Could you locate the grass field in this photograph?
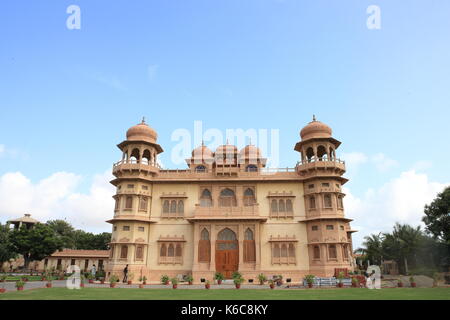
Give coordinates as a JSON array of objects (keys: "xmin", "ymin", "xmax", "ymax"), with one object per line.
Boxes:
[{"xmin": 0, "ymin": 287, "xmax": 449, "ymax": 300}]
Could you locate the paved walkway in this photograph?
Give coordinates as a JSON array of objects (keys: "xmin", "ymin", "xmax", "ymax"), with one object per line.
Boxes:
[{"xmin": 1, "ymin": 281, "xmax": 293, "ymax": 292}]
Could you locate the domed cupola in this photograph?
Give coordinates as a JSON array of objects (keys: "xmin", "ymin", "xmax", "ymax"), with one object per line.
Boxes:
[
  {"xmin": 126, "ymin": 118, "xmax": 158, "ymax": 144},
  {"xmin": 215, "ymin": 142, "xmax": 238, "ymax": 165},
  {"xmin": 300, "ymin": 115, "xmax": 332, "ymax": 140}
]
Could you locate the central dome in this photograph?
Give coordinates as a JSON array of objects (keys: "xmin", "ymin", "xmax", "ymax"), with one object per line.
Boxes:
[
  {"xmin": 191, "ymin": 144, "xmax": 214, "ymax": 159},
  {"xmin": 300, "ymin": 116, "xmax": 332, "ymax": 140},
  {"xmin": 215, "ymin": 144, "xmax": 238, "ymax": 156},
  {"xmin": 126, "ymin": 118, "xmax": 158, "ymax": 143},
  {"xmin": 239, "ymin": 145, "xmax": 261, "ymax": 159}
]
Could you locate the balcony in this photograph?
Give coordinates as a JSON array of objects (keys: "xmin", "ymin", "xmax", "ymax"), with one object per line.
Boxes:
[
  {"xmin": 187, "ymin": 204, "xmax": 266, "ymax": 221},
  {"xmin": 296, "ymin": 158, "xmax": 346, "ymax": 174},
  {"xmin": 112, "ymin": 159, "xmax": 160, "ymax": 175}
]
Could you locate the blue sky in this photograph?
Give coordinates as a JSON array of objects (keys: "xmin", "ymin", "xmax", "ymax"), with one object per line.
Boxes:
[{"xmin": 0, "ymin": 0, "xmax": 449, "ymax": 247}]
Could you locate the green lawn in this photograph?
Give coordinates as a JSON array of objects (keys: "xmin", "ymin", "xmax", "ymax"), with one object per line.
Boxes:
[{"xmin": 0, "ymin": 287, "xmax": 449, "ymax": 300}]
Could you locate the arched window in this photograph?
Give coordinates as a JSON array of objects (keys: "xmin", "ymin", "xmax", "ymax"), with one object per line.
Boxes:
[
  {"xmin": 286, "ymin": 199, "xmax": 293, "ymax": 212},
  {"xmin": 160, "ymin": 244, "xmax": 167, "ymax": 257},
  {"xmin": 170, "ymin": 200, "xmax": 177, "ymax": 213},
  {"xmin": 198, "ymin": 228, "xmax": 210, "ymax": 262},
  {"xmin": 244, "ymin": 228, "xmax": 255, "ymax": 262},
  {"xmin": 309, "ymin": 196, "xmax": 316, "ymax": 209},
  {"xmin": 328, "ymin": 245, "xmax": 337, "ymax": 259},
  {"xmin": 288, "ymin": 243, "xmax": 295, "ymax": 258},
  {"xmin": 337, "ymin": 196, "xmax": 344, "ymax": 209},
  {"xmin": 278, "ymin": 199, "xmax": 286, "ymax": 212},
  {"xmin": 219, "ymin": 188, "xmax": 236, "ymax": 207},
  {"xmin": 175, "ymin": 244, "xmax": 182, "ymax": 257},
  {"xmin": 130, "ymin": 148, "xmax": 140, "ymax": 163},
  {"xmin": 281, "ymin": 244, "xmax": 288, "ymax": 257},
  {"xmin": 306, "ymin": 147, "xmax": 314, "ymax": 162},
  {"xmin": 120, "ymin": 245, "xmax": 128, "ymax": 259},
  {"xmin": 324, "ymin": 194, "xmax": 332, "ymax": 208},
  {"xmin": 243, "ymin": 188, "xmax": 256, "ymax": 206},
  {"xmin": 271, "ymin": 199, "xmax": 278, "ymax": 212},
  {"xmin": 200, "ymin": 189, "xmax": 212, "ymax": 207},
  {"xmin": 195, "ymin": 165, "xmax": 206, "ymax": 172},
  {"xmin": 136, "ymin": 245, "xmax": 144, "ymax": 260},
  {"xmin": 142, "ymin": 149, "xmax": 151, "ymax": 165},
  {"xmin": 342, "ymin": 244, "xmax": 349, "ymax": 259},
  {"xmin": 125, "ymin": 196, "xmax": 133, "ymax": 209},
  {"xmin": 163, "ymin": 200, "xmax": 169, "ymax": 213},
  {"xmin": 168, "ymin": 244, "xmax": 175, "ymax": 257},
  {"xmin": 273, "ymin": 244, "xmax": 280, "ymax": 257},
  {"xmin": 244, "ymin": 228, "xmax": 254, "ymax": 240},
  {"xmin": 218, "ymin": 228, "xmax": 237, "ymax": 241},
  {"xmin": 245, "ymin": 165, "xmax": 258, "ymax": 172},
  {"xmin": 317, "ymin": 145, "xmax": 327, "ymax": 161},
  {"xmin": 139, "ymin": 197, "xmax": 148, "ymax": 211},
  {"xmin": 177, "ymin": 200, "xmax": 184, "ymax": 214},
  {"xmin": 313, "ymin": 245, "xmax": 320, "ymax": 259}
]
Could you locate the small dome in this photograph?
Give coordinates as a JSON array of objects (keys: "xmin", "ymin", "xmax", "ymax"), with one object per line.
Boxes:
[
  {"xmin": 239, "ymin": 145, "xmax": 261, "ymax": 159},
  {"xmin": 215, "ymin": 144, "xmax": 238, "ymax": 156},
  {"xmin": 300, "ymin": 115, "xmax": 332, "ymax": 140},
  {"xmin": 191, "ymin": 144, "xmax": 214, "ymax": 159},
  {"xmin": 126, "ymin": 118, "xmax": 157, "ymax": 143}
]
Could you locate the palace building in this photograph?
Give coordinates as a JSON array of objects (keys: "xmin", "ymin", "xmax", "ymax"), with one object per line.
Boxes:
[{"xmin": 106, "ymin": 117, "xmax": 356, "ymax": 283}]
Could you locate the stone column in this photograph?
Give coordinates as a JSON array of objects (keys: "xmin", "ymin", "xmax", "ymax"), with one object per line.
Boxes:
[
  {"xmin": 238, "ymin": 223, "xmax": 244, "ymax": 269},
  {"xmin": 255, "ymin": 223, "xmax": 261, "ymax": 270},
  {"xmin": 192, "ymin": 223, "xmax": 200, "ymax": 271},
  {"xmin": 210, "ymin": 224, "xmax": 216, "ymax": 271}
]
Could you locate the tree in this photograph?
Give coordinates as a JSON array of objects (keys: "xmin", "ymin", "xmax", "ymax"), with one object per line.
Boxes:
[
  {"xmin": 46, "ymin": 219, "xmax": 76, "ymax": 249},
  {"xmin": 0, "ymin": 223, "xmax": 17, "ymax": 268},
  {"xmin": 360, "ymin": 233, "xmax": 384, "ymax": 265},
  {"xmin": 9, "ymin": 223, "xmax": 63, "ymax": 269},
  {"xmin": 423, "ymin": 186, "xmax": 450, "ymax": 244}
]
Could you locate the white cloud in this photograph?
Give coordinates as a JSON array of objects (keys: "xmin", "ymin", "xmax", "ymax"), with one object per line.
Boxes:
[
  {"xmin": 371, "ymin": 153, "xmax": 398, "ymax": 172},
  {"xmin": 0, "ymin": 170, "xmax": 114, "ymax": 233},
  {"xmin": 344, "ymin": 170, "xmax": 449, "ymax": 249}
]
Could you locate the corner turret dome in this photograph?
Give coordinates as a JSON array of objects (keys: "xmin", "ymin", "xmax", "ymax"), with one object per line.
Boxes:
[
  {"xmin": 126, "ymin": 118, "xmax": 158, "ymax": 143},
  {"xmin": 300, "ymin": 115, "xmax": 332, "ymax": 140}
]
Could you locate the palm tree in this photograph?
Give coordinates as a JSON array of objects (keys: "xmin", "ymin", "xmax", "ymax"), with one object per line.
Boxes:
[
  {"xmin": 361, "ymin": 233, "xmax": 384, "ymax": 265},
  {"xmin": 391, "ymin": 223, "xmax": 423, "ymax": 273}
]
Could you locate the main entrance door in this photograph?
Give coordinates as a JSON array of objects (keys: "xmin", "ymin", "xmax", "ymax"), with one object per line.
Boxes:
[{"xmin": 215, "ymin": 228, "xmax": 239, "ymax": 279}]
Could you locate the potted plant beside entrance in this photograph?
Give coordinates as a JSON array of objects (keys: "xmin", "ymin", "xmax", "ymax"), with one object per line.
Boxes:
[
  {"xmin": 186, "ymin": 275, "xmax": 193, "ymax": 285},
  {"xmin": 214, "ymin": 272, "xmax": 224, "ymax": 285},
  {"xmin": 161, "ymin": 275, "xmax": 169, "ymax": 285},
  {"xmin": 205, "ymin": 280, "xmax": 210, "ymax": 289},
  {"xmin": 80, "ymin": 274, "xmax": 85, "ymax": 288},
  {"xmin": 16, "ymin": 280, "xmax": 25, "ymax": 291},
  {"xmin": 87, "ymin": 273, "xmax": 94, "ymax": 284},
  {"xmin": 397, "ymin": 279, "xmax": 403, "ymax": 287},
  {"xmin": 234, "ymin": 276, "xmax": 245, "ymax": 289},
  {"xmin": 409, "ymin": 276, "xmax": 416, "ymax": 288},
  {"xmin": 127, "ymin": 273, "xmax": 134, "ymax": 285},
  {"xmin": 171, "ymin": 278, "xmax": 178, "ymax": 289},
  {"xmin": 0, "ymin": 274, "xmax": 7, "ymax": 283},
  {"xmin": 305, "ymin": 275, "xmax": 315, "ymax": 288},
  {"xmin": 138, "ymin": 276, "xmax": 147, "ymax": 288},
  {"xmin": 336, "ymin": 272, "xmax": 344, "ymax": 288},
  {"xmin": 258, "ymin": 273, "xmax": 267, "ymax": 285},
  {"xmin": 109, "ymin": 274, "xmax": 119, "ymax": 288},
  {"xmin": 268, "ymin": 280, "xmax": 275, "ymax": 289},
  {"xmin": 275, "ymin": 275, "xmax": 283, "ymax": 286}
]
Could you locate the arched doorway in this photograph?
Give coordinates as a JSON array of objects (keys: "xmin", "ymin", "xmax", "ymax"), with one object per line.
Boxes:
[{"xmin": 216, "ymin": 228, "xmax": 239, "ymax": 278}]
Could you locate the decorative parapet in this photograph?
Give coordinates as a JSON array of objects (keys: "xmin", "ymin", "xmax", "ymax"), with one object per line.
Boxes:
[
  {"xmin": 160, "ymin": 192, "xmax": 188, "ymax": 198},
  {"xmin": 157, "ymin": 235, "xmax": 186, "ymax": 242},
  {"xmin": 268, "ymin": 235, "xmax": 298, "ymax": 242},
  {"xmin": 266, "ymin": 191, "xmax": 296, "ymax": 198}
]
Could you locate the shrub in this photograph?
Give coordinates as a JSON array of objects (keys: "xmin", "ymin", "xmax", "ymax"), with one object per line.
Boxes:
[
  {"xmin": 257, "ymin": 273, "xmax": 267, "ymax": 284},
  {"xmin": 186, "ymin": 275, "xmax": 193, "ymax": 283},
  {"xmin": 171, "ymin": 278, "xmax": 178, "ymax": 285},
  {"xmin": 304, "ymin": 274, "xmax": 315, "ymax": 284},
  {"xmin": 233, "ymin": 277, "xmax": 245, "ymax": 285},
  {"xmin": 109, "ymin": 274, "xmax": 119, "ymax": 284},
  {"xmin": 232, "ymin": 271, "xmax": 242, "ymax": 280},
  {"xmin": 214, "ymin": 272, "xmax": 224, "ymax": 281},
  {"xmin": 160, "ymin": 275, "xmax": 169, "ymax": 284},
  {"xmin": 15, "ymin": 280, "xmax": 25, "ymax": 288}
]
